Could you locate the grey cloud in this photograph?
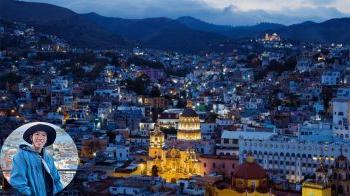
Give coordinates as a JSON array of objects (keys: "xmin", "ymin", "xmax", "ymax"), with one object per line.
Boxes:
[
  {"xmin": 301, "ymin": 0, "xmax": 339, "ymax": 5},
  {"xmin": 23, "ymin": 0, "xmax": 350, "ymax": 25}
]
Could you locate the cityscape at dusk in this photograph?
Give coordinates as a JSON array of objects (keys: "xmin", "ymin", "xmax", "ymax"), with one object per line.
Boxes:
[{"xmin": 1, "ymin": 0, "xmax": 350, "ymax": 195}]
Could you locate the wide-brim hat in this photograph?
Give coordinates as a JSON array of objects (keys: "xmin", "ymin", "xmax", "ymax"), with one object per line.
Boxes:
[{"xmin": 23, "ymin": 124, "xmax": 57, "ymax": 147}]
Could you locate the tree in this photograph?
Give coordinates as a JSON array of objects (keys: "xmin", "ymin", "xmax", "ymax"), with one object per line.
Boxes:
[
  {"xmin": 205, "ymin": 112, "xmax": 218, "ymax": 123},
  {"xmin": 86, "ymin": 63, "xmax": 106, "ymax": 80},
  {"xmin": 124, "ymin": 74, "xmax": 150, "ymax": 95},
  {"xmin": 127, "ymin": 56, "xmax": 164, "ymax": 69},
  {"xmin": 150, "ymin": 86, "xmax": 161, "ymax": 97},
  {"xmin": 284, "ymin": 56, "xmax": 297, "ymax": 70},
  {"xmin": 0, "ymin": 72, "xmax": 22, "ymax": 90},
  {"xmin": 106, "ymin": 131, "xmax": 116, "ymax": 144},
  {"xmin": 321, "ymin": 86, "xmax": 334, "ymax": 115}
]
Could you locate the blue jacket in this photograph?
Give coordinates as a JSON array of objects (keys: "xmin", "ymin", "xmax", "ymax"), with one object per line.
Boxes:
[{"xmin": 10, "ymin": 144, "xmax": 64, "ymax": 195}]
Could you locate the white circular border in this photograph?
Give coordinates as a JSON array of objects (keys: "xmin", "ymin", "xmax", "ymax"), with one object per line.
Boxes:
[{"xmin": 0, "ymin": 122, "xmax": 80, "ymax": 188}]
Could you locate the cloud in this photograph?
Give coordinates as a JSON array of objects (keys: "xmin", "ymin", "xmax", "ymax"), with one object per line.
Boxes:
[
  {"xmin": 301, "ymin": 0, "xmax": 339, "ymax": 5},
  {"xmin": 22, "ymin": 0, "xmax": 350, "ymax": 25}
]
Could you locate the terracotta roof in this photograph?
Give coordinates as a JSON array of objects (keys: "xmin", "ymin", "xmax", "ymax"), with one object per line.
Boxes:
[{"xmin": 234, "ymin": 162, "xmax": 267, "ymax": 180}]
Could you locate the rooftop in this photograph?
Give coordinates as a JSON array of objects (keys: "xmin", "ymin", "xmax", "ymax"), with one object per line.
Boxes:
[{"xmin": 221, "ymin": 130, "xmax": 276, "ymax": 140}]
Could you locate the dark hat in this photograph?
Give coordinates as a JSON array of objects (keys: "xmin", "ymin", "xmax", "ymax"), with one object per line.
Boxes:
[{"xmin": 23, "ymin": 124, "xmax": 57, "ymax": 147}]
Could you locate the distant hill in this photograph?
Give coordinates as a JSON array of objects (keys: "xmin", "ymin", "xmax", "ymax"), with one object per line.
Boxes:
[
  {"xmin": 0, "ymin": 0, "xmax": 128, "ymax": 49},
  {"xmin": 1, "ymin": 0, "xmax": 350, "ymax": 52},
  {"xmin": 176, "ymin": 16, "xmax": 235, "ymax": 36},
  {"xmin": 0, "ymin": 0, "xmax": 75, "ymax": 22},
  {"xmin": 81, "ymin": 13, "xmax": 229, "ymax": 52},
  {"xmin": 176, "ymin": 16, "xmax": 285, "ymax": 39},
  {"xmin": 276, "ymin": 18, "xmax": 350, "ymax": 43}
]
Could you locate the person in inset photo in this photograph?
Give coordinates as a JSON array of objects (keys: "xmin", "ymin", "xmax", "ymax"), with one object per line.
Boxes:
[{"xmin": 10, "ymin": 123, "xmax": 64, "ymax": 196}]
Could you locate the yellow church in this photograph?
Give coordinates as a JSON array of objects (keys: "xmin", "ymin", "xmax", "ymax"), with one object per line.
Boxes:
[
  {"xmin": 302, "ymin": 153, "xmax": 350, "ymax": 196},
  {"xmin": 146, "ymin": 101, "xmax": 204, "ymax": 182},
  {"xmin": 207, "ymin": 152, "xmax": 273, "ymax": 196},
  {"xmin": 302, "ymin": 162, "xmax": 331, "ymax": 196},
  {"xmin": 177, "ymin": 100, "xmax": 201, "ymax": 140}
]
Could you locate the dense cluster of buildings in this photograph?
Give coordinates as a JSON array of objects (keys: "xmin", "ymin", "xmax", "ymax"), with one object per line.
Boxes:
[{"xmin": 1, "ymin": 19, "xmax": 350, "ymax": 195}]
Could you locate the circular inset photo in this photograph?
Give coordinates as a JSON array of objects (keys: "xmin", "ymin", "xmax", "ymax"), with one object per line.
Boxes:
[{"xmin": 0, "ymin": 122, "xmax": 79, "ymax": 195}]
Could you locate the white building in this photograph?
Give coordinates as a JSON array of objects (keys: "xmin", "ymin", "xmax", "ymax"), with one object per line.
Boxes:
[
  {"xmin": 138, "ymin": 121, "xmax": 155, "ymax": 137},
  {"xmin": 200, "ymin": 122, "xmax": 217, "ymax": 138},
  {"xmin": 94, "ymin": 88, "xmax": 119, "ymax": 98},
  {"xmin": 298, "ymin": 121, "xmax": 332, "ymax": 139},
  {"xmin": 216, "ymin": 118, "xmax": 235, "ymax": 127},
  {"xmin": 109, "ymin": 185, "xmax": 145, "ymax": 195},
  {"xmin": 245, "ymin": 98, "xmax": 264, "ymax": 110},
  {"xmin": 177, "ymin": 179, "xmax": 205, "ymax": 195},
  {"xmin": 239, "ymin": 135, "xmax": 350, "ymax": 183},
  {"xmin": 216, "ymin": 130, "xmax": 276, "ymax": 156},
  {"xmin": 116, "ymin": 144, "xmax": 130, "ymax": 161},
  {"xmin": 158, "ymin": 108, "xmax": 182, "ymax": 129},
  {"xmin": 98, "ymin": 102, "xmax": 112, "ymax": 120},
  {"xmin": 321, "ymin": 71, "xmax": 341, "ymax": 85},
  {"xmin": 63, "ymin": 95, "xmax": 73, "ymax": 106},
  {"xmin": 332, "ymin": 98, "xmax": 350, "ymax": 139},
  {"xmin": 296, "ymin": 59, "xmax": 313, "ymax": 73},
  {"xmin": 212, "ymin": 102, "xmax": 228, "ymax": 115},
  {"xmin": 336, "ymin": 87, "xmax": 350, "ymax": 98},
  {"xmin": 51, "ymin": 78, "xmax": 69, "ymax": 90}
]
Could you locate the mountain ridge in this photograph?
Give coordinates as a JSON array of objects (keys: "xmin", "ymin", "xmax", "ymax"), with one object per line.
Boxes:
[{"xmin": 1, "ymin": 0, "xmax": 350, "ymax": 52}]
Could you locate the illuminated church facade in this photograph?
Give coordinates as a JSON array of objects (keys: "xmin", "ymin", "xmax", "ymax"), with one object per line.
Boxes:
[
  {"xmin": 146, "ymin": 101, "xmax": 204, "ymax": 182},
  {"xmin": 177, "ymin": 101, "xmax": 201, "ymax": 141}
]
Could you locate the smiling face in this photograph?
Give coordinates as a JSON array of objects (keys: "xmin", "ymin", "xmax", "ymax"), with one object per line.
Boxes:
[{"xmin": 30, "ymin": 131, "xmax": 47, "ymax": 152}]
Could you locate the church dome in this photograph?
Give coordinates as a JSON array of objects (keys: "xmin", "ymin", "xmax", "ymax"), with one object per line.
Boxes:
[
  {"xmin": 181, "ymin": 100, "xmax": 198, "ymax": 117},
  {"xmin": 234, "ymin": 153, "xmax": 267, "ymax": 180}
]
